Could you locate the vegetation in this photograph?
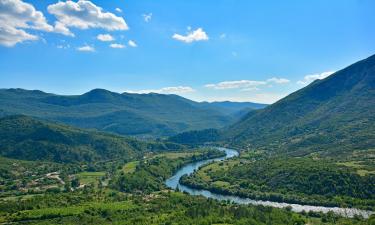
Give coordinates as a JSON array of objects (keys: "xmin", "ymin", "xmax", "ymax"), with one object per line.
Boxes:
[
  {"xmin": 0, "ymin": 54, "xmax": 374, "ymax": 224},
  {"xmin": 111, "ymin": 149, "xmax": 226, "ymax": 193},
  {"xmin": 0, "ymin": 88, "xmax": 258, "ymax": 137},
  {"xmin": 168, "ymin": 128, "xmax": 222, "ymax": 146},
  {"xmin": 3, "ymin": 188, "xmax": 371, "ymax": 225},
  {"xmin": 0, "ymin": 156, "xmax": 77, "ymax": 198},
  {"xmin": 0, "ymin": 115, "xmax": 183, "ymax": 163},
  {"xmin": 181, "ymin": 156, "xmax": 375, "ymax": 210},
  {"xmin": 222, "ymin": 54, "xmax": 375, "ymax": 157},
  {"xmin": 0, "ymin": 154, "xmax": 375, "ymax": 225}
]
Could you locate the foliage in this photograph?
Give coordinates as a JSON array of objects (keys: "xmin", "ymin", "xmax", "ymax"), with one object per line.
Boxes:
[
  {"xmin": 181, "ymin": 157, "xmax": 375, "ymax": 210},
  {"xmin": 111, "ymin": 149, "xmax": 225, "ymax": 193},
  {"xmin": 1, "ymin": 188, "xmax": 371, "ymax": 225},
  {"xmin": 223, "ymin": 54, "xmax": 375, "ymax": 157},
  {"xmin": 168, "ymin": 128, "xmax": 222, "ymax": 145},
  {"xmin": 0, "ymin": 115, "xmax": 183, "ymax": 163},
  {"xmin": 0, "ymin": 88, "xmax": 242, "ymax": 137}
]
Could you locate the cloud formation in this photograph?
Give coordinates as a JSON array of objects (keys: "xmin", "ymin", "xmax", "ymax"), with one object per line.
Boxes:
[
  {"xmin": 48, "ymin": 0, "xmax": 128, "ymax": 37},
  {"xmin": 142, "ymin": 13, "xmax": 152, "ymax": 22},
  {"xmin": 97, "ymin": 34, "xmax": 114, "ymax": 42},
  {"xmin": 267, "ymin": 77, "xmax": 290, "ymax": 84},
  {"xmin": 297, "ymin": 71, "xmax": 335, "ymax": 85},
  {"xmin": 0, "ymin": 0, "xmax": 54, "ymax": 46},
  {"xmin": 205, "ymin": 80, "xmax": 266, "ymax": 90},
  {"xmin": 110, "ymin": 43, "xmax": 125, "ymax": 49},
  {"xmin": 172, "ymin": 28, "xmax": 209, "ymax": 43},
  {"xmin": 128, "ymin": 40, "xmax": 137, "ymax": 47},
  {"xmin": 126, "ymin": 86, "xmax": 195, "ymax": 94},
  {"xmin": 77, "ymin": 45, "xmax": 95, "ymax": 52},
  {"xmin": 205, "ymin": 77, "xmax": 289, "ymax": 91}
]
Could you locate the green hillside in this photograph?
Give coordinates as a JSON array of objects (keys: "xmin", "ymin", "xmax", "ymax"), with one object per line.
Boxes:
[
  {"xmin": 224, "ymin": 54, "xmax": 375, "ymax": 157},
  {"xmin": 0, "ymin": 115, "xmax": 181, "ymax": 163},
  {"xmin": 0, "ymin": 89, "xmax": 238, "ymax": 137}
]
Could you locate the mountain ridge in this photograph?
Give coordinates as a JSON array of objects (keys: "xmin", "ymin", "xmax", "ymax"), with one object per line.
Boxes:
[
  {"xmin": 0, "ymin": 88, "xmax": 264, "ymax": 137},
  {"xmin": 223, "ymin": 54, "xmax": 375, "ymax": 156},
  {"xmin": 0, "ymin": 115, "xmax": 182, "ymax": 163}
]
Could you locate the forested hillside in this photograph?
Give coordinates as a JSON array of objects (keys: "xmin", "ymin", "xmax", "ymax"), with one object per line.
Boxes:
[
  {"xmin": 0, "ymin": 115, "xmax": 181, "ymax": 163},
  {"xmin": 224, "ymin": 54, "xmax": 375, "ymax": 157},
  {"xmin": 0, "ymin": 89, "xmax": 261, "ymax": 137}
]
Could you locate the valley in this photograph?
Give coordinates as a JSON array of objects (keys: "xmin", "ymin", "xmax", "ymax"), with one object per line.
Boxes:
[{"xmin": 1, "ymin": 0, "xmax": 374, "ymax": 223}]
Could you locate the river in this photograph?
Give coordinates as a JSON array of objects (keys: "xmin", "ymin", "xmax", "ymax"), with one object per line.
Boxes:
[{"xmin": 165, "ymin": 147, "xmax": 373, "ymax": 218}]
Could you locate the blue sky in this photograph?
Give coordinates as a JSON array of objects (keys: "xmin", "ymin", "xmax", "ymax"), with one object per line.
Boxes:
[{"xmin": 1, "ymin": 0, "xmax": 375, "ymax": 103}]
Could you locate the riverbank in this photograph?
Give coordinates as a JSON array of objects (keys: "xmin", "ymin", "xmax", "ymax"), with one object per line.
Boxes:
[{"xmin": 166, "ymin": 147, "xmax": 374, "ymax": 218}]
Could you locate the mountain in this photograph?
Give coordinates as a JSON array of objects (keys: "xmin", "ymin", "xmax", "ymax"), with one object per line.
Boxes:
[
  {"xmin": 224, "ymin": 54, "xmax": 375, "ymax": 156},
  {"xmin": 0, "ymin": 115, "xmax": 182, "ymax": 163},
  {"xmin": 0, "ymin": 88, "xmax": 240, "ymax": 137},
  {"xmin": 199, "ymin": 101, "xmax": 267, "ymax": 115}
]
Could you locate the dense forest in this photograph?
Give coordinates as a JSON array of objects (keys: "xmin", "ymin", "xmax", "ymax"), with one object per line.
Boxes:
[
  {"xmin": 0, "ymin": 115, "xmax": 182, "ymax": 163},
  {"xmin": 181, "ymin": 156, "xmax": 375, "ymax": 210},
  {"xmin": 0, "ymin": 88, "xmax": 265, "ymax": 137},
  {"xmin": 222, "ymin": 54, "xmax": 375, "ymax": 157}
]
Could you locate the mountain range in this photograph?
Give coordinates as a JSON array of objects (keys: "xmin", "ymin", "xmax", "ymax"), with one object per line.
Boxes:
[{"xmin": 0, "ymin": 88, "xmax": 266, "ymax": 138}]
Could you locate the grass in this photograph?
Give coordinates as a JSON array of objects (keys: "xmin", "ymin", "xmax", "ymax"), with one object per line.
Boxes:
[
  {"xmin": 154, "ymin": 152, "xmax": 195, "ymax": 159},
  {"xmin": 122, "ymin": 161, "xmax": 139, "ymax": 174},
  {"xmin": 76, "ymin": 172, "xmax": 106, "ymax": 185},
  {"xmin": 193, "ymin": 160, "xmax": 241, "ymax": 182},
  {"xmin": 8, "ymin": 201, "xmax": 136, "ymax": 222},
  {"xmin": 212, "ymin": 181, "xmax": 230, "ymax": 188},
  {"xmin": 0, "ymin": 193, "xmax": 43, "ymax": 201},
  {"xmin": 153, "ymin": 152, "xmax": 199, "ymax": 159},
  {"xmin": 357, "ymin": 169, "xmax": 375, "ymax": 176},
  {"xmin": 337, "ymin": 161, "xmax": 375, "ymax": 176}
]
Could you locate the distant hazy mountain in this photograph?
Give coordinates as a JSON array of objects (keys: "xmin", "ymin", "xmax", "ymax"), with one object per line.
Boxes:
[
  {"xmin": 199, "ymin": 101, "xmax": 267, "ymax": 115},
  {"xmin": 0, "ymin": 115, "xmax": 181, "ymax": 163},
  {"xmin": 224, "ymin": 54, "xmax": 375, "ymax": 156},
  {"xmin": 0, "ymin": 88, "xmax": 260, "ymax": 137}
]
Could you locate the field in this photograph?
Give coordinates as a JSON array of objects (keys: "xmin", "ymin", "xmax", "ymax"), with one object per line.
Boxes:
[
  {"xmin": 122, "ymin": 161, "xmax": 139, "ymax": 174},
  {"xmin": 75, "ymin": 172, "xmax": 106, "ymax": 186}
]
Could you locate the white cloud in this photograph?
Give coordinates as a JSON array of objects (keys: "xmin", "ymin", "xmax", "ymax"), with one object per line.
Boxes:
[
  {"xmin": 0, "ymin": 0, "xmax": 54, "ymax": 46},
  {"xmin": 267, "ymin": 77, "xmax": 290, "ymax": 84},
  {"xmin": 48, "ymin": 0, "xmax": 128, "ymax": 37},
  {"xmin": 142, "ymin": 13, "xmax": 152, "ymax": 22},
  {"xmin": 297, "ymin": 71, "xmax": 335, "ymax": 85},
  {"xmin": 240, "ymin": 87, "xmax": 260, "ymax": 92},
  {"xmin": 205, "ymin": 77, "xmax": 290, "ymax": 91},
  {"xmin": 0, "ymin": 26, "xmax": 38, "ymax": 47},
  {"xmin": 110, "ymin": 43, "xmax": 125, "ymax": 49},
  {"xmin": 115, "ymin": 7, "xmax": 122, "ymax": 13},
  {"xmin": 77, "ymin": 45, "xmax": 95, "ymax": 52},
  {"xmin": 172, "ymin": 28, "xmax": 209, "ymax": 43},
  {"xmin": 97, "ymin": 34, "xmax": 114, "ymax": 42},
  {"xmin": 195, "ymin": 92, "xmax": 289, "ymax": 104},
  {"xmin": 126, "ymin": 86, "xmax": 195, "ymax": 95},
  {"xmin": 205, "ymin": 80, "xmax": 266, "ymax": 90},
  {"xmin": 54, "ymin": 21, "xmax": 75, "ymax": 37},
  {"xmin": 128, "ymin": 40, "xmax": 137, "ymax": 47}
]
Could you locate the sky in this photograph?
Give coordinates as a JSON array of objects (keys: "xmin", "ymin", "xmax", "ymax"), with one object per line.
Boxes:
[{"xmin": 0, "ymin": 0, "xmax": 375, "ymax": 104}]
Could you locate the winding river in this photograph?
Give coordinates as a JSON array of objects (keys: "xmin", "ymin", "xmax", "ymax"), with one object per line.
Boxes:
[{"xmin": 165, "ymin": 147, "xmax": 373, "ymax": 218}]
